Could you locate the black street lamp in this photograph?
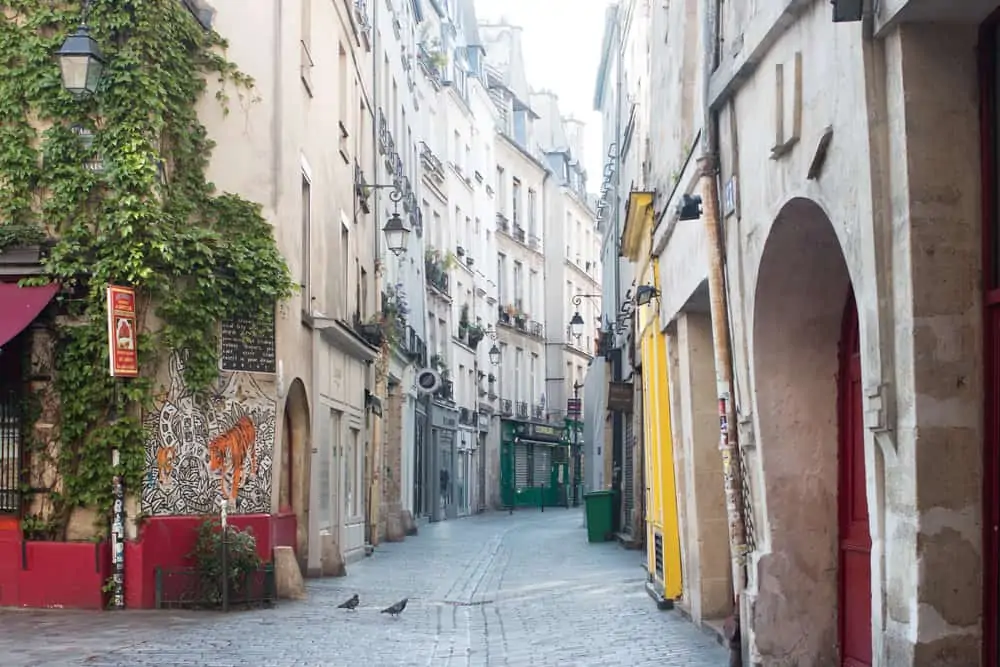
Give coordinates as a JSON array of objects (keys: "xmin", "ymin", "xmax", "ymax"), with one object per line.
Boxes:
[
  {"xmin": 485, "ymin": 325, "xmax": 501, "ymax": 366},
  {"xmin": 359, "ymin": 180, "xmax": 412, "ymax": 257},
  {"xmin": 382, "ymin": 210, "xmax": 410, "ymax": 257},
  {"xmin": 57, "ymin": 4, "xmax": 105, "ymax": 100},
  {"xmin": 569, "ymin": 294, "xmax": 601, "ymax": 342}
]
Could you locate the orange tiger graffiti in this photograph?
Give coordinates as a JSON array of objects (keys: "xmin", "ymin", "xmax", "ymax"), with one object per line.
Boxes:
[
  {"xmin": 156, "ymin": 445, "xmax": 176, "ymax": 487},
  {"xmin": 208, "ymin": 416, "xmax": 258, "ymax": 501}
]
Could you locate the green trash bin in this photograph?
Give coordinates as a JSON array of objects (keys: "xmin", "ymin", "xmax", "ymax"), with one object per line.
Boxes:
[{"xmin": 583, "ymin": 490, "xmax": 615, "ymax": 543}]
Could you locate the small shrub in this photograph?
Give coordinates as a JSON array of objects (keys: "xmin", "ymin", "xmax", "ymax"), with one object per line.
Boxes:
[{"xmin": 189, "ymin": 516, "xmax": 262, "ymax": 604}]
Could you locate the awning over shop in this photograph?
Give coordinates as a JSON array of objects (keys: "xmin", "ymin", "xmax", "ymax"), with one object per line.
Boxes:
[
  {"xmin": 0, "ymin": 282, "xmax": 58, "ymax": 348},
  {"xmin": 514, "ymin": 439, "xmax": 567, "ymax": 447}
]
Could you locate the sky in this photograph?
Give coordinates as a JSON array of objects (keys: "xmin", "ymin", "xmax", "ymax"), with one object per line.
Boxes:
[{"xmin": 474, "ymin": 0, "xmax": 608, "ymax": 193}]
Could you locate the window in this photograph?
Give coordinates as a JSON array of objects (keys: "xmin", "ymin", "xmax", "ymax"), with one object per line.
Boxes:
[
  {"xmin": 341, "ymin": 225, "xmax": 350, "ymax": 314},
  {"xmin": 360, "ymin": 267, "xmax": 368, "ymax": 320},
  {"xmin": 512, "ymin": 178, "xmax": 522, "ymax": 227},
  {"xmin": 530, "ymin": 354, "xmax": 537, "ymax": 405},
  {"xmin": 300, "ymin": 0, "xmax": 313, "ymax": 93},
  {"xmin": 338, "ymin": 45, "xmax": 348, "ymax": 145},
  {"xmin": 513, "ymin": 109, "xmax": 527, "ymax": 145},
  {"xmin": 515, "ymin": 348, "xmax": 524, "ymax": 403},
  {"xmin": 301, "ymin": 170, "xmax": 311, "ymax": 305},
  {"xmin": 527, "ymin": 188, "xmax": 537, "ymax": 239},
  {"xmin": 496, "ymin": 166, "xmax": 506, "ymax": 212},
  {"xmin": 529, "ymin": 270, "xmax": 538, "ymax": 319},
  {"xmin": 513, "ymin": 261, "xmax": 524, "ymax": 309},
  {"xmin": 498, "ymin": 253, "xmax": 507, "ymax": 303}
]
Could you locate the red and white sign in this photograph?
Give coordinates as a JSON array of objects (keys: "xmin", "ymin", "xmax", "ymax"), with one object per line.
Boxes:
[{"xmin": 106, "ymin": 285, "xmax": 139, "ymax": 378}]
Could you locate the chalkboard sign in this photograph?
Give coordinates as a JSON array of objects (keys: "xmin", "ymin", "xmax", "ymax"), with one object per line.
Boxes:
[{"xmin": 219, "ymin": 311, "xmax": 276, "ymax": 374}]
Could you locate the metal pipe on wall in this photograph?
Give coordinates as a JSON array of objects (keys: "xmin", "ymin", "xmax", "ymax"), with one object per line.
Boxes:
[{"xmin": 698, "ymin": 0, "xmax": 746, "ymax": 664}]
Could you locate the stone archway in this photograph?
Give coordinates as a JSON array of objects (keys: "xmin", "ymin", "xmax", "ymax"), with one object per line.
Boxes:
[
  {"xmin": 281, "ymin": 378, "xmax": 310, "ymax": 568},
  {"xmin": 750, "ymin": 197, "xmax": 859, "ymax": 664}
]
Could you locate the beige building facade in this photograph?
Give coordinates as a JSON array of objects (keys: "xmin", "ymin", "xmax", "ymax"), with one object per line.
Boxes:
[{"xmin": 204, "ymin": 0, "xmax": 381, "ymax": 575}]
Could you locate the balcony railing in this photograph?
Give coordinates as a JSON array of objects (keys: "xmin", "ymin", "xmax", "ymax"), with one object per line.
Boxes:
[
  {"xmin": 495, "ymin": 212, "xmax": 509, "ymax": 232},
  {"xmin": 533, "ymin": 404, "xmax": 544, "ymax": 419},
  {"xmin": 500, "ymin": 399, "xmax": 513, "ymax": 416},
  {"xmin": 513, "ymin": 226, "xmax": 526, "ymax": 243},
  {"xmin": 516, "ymin": 401, "xmax": 529, "ymax": 419},
  {"xmin": 528, "ymin": 321, "xmax": 544, "ymax": 339}
]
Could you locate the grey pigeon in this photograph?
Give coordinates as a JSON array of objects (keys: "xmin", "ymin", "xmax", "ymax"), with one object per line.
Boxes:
[
  {"xmin": 338, "ymin": 593, "xmax": 360, "ymax": 611},
  {"xmin": 381, "ymin": 597, "xmax": 408, "ymax": 618}
]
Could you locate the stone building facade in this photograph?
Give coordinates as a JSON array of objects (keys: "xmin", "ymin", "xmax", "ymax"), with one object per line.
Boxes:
[{"xmin": 600, "ymin": 0, "xmax": 1000, "ymax": 664}]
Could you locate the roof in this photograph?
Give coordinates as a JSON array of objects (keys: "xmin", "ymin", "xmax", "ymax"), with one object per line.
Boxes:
[{"xmin": 478, "ymin": 23, "xmax": 533, "ymax": 111}]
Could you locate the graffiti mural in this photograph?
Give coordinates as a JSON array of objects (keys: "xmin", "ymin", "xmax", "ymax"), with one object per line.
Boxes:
[{"xmin": 142, "ymin": 352, "xmax": 277, "ymax": 516}]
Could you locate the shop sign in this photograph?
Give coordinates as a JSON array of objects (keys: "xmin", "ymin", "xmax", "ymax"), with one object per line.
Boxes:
[
  {"xmin": 106, "ymin": 285, "xmax": 138, "ymax": 377},
  {"xmin": 608, "ymin": 381, "xmax": 634, "ymax": 413}
]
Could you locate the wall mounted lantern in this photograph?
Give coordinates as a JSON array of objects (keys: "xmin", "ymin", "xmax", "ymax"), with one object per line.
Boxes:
[
  {"xmin": 569, "ymin": 294, "xmax": 602, "ymax": 342},
  {"xmin": 359, "ymin": 180, "xmax": 412, "ymax": 256},
  {"xmin": 484, "ymin": 325, "xmax": 501, "ymax": 366},
  {"xmin": 634, "ymin": 284, "xmax": 660, "ymax": 307},
  {"xmin": 57, "ymin": 8, "xmax": 105, "ymax": 100}
]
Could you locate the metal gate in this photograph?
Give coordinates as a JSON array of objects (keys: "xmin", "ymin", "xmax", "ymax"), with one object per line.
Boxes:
[
  {"xmin": 0, "ymin": 389, "xmax": 23, "ymax": 514},
  {"xmin": 532, "ymin": 445, "xmax": 550, "ymax": 488},
  {"xmin": 514, "ymin": 442, "xmax": 529, "ymax": 488}
]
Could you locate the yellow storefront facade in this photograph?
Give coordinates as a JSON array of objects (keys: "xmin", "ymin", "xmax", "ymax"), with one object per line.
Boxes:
[{"xmin": 622, "ymin": 192, "xmax": 682, "ymax": 606}]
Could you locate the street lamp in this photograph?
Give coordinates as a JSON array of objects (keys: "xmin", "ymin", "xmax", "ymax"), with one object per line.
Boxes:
[
  {"xmin": 569, "ymin": 294, "xmax": 601, "ymax": 342},
  {"xmin": 358, "ymin": 178, "xmax": 412, "ymax": 257},
  {"xmin": 382, "ymin": 210, "xmax": 410, "ymax": 257},
  {"xmin": 57, "ymin": 5, "xmax": 105, "ymax": 100},
  {"xmin": 634, "ymin": 284, "xmax": 660, "ymax": 306},
  {"xmin": 485, "ymin": 325, "xmax": 501, "ymax": 366}
]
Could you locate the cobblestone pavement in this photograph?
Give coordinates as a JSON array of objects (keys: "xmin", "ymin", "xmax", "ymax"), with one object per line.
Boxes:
[{"xmin": 3, "ymin": 509, "xmax": 727, "ymax": 666}]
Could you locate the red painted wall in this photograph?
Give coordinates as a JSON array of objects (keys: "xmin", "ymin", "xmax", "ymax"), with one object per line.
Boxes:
[{"xmin": 0, "ymin": 512, "xmax": 296, "ymax": 610}]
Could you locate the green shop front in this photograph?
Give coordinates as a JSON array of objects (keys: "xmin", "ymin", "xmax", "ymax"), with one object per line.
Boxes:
[{"xmin": 500, "ymin": 420, "xmax": 570, "ymax": 509}]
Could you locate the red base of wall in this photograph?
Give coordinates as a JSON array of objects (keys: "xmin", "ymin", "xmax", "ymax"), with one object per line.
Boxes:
[{"xmin": 0, "ymin": 512, "xmax": 296, "ymax": 610}]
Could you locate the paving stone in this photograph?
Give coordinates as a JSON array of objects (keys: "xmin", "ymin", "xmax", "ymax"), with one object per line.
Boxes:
[{"xmin": 2, "ymin": 509, "xmax": 726, "ymax": 666}]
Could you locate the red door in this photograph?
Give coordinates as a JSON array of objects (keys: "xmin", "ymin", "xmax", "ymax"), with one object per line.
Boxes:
[{"xmin": 839, "ymin": 292, "xmax": 872, "ymax": 667}]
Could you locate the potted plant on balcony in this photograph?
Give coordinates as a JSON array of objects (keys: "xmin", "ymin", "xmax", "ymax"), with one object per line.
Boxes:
[
  {"xmin": 514, "ymin": 310, "xmax": 527, "ymax": 329},
  {"xmin": 467, "ymin": 323, "xmax": 484, "ymax": 349}
]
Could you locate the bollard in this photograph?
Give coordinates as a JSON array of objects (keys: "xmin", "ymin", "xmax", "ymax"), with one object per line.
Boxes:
[{"xmin": 220, "ymin": 498, "xmax": 229, "ymax": 612}]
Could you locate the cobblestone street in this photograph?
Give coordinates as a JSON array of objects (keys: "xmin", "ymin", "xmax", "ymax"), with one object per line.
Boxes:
[{"xmin": 3, "ymin": 510, "xmax": 726, "ymax": 666}]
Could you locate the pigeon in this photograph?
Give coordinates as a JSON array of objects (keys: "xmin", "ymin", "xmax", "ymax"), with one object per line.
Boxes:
[
  {"xmin": 337, "ymin": 594, "xmax": 360, "ymax": 611},
  {"xmin": 380, "ymin": 597, "xmax": 408, "ymax": 618}
]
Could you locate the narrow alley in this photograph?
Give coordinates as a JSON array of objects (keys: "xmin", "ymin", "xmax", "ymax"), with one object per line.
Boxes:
[{"xmin": 2, "ymin": 510, "xmax": 726, "ymax": 667}]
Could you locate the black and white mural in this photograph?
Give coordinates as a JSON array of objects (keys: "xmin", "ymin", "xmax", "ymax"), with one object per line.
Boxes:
[{"xmin": 142, "ymin": 352, "xmax": 277, "ymax": 516}]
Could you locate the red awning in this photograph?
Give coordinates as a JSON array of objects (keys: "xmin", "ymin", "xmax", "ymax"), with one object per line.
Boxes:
[{"xmin": 0, "ymin": 282, "xmax": 59, "ymax": 348}]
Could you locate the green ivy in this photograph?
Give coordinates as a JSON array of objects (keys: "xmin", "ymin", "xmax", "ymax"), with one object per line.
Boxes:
[{"xmin": 1, "ymin": 0, "xmax": 294, "ymax": 539}]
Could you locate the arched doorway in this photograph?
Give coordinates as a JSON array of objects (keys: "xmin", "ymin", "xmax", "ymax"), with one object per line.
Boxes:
[
  {"xmin": 281, "ymin": 378, "xmax": 310, "ymax": 569},
  {"xmin": 838, "ymin": 291, "xmax": 871, "ymax": 666},
  {"xmin": 751, "ymin": 197, "xmax": 870, "ymax": 664}
]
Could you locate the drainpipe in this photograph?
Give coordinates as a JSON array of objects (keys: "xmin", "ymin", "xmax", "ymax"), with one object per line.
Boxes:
[{"xmin": 697, "ymin": 0, "xmax": 746, "ymax": 664}]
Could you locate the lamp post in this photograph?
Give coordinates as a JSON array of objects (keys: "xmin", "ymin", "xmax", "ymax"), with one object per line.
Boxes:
[
  {"xmin": 57, "ymin": 2, "xmax": 105, "ymax": 99},
  {"xmin": 569, "ymin": 294, "xmax": 602, "ymax": 343},
  {"xmin": 360, "ymin": 181, "xmax": 412, "ymax": 256},
  {"xmin": 484, "ymin": 326, "xmax": 501, "ymax": 366}
]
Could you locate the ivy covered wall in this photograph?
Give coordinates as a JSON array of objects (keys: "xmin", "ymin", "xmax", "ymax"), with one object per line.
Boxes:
[{"xmin": 0, "ymin": 0, "xmax": 294, "ymax": 539}]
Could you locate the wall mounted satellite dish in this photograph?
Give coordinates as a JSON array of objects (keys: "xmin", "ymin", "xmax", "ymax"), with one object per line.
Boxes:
[{"xmin": 416, "ymin": 368, "xmax": 441, "ymax": 395}]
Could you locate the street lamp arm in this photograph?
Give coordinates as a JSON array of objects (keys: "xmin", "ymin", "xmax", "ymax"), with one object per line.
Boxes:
[{"xmin": 571, "ymin": 293, "xmax": 602, "ymax": 308}]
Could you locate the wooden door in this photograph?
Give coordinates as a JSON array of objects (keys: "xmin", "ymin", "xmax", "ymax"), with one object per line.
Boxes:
[{"xmin": 839, "ymin": 292, "xmax": 872, "ymax": 666}]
